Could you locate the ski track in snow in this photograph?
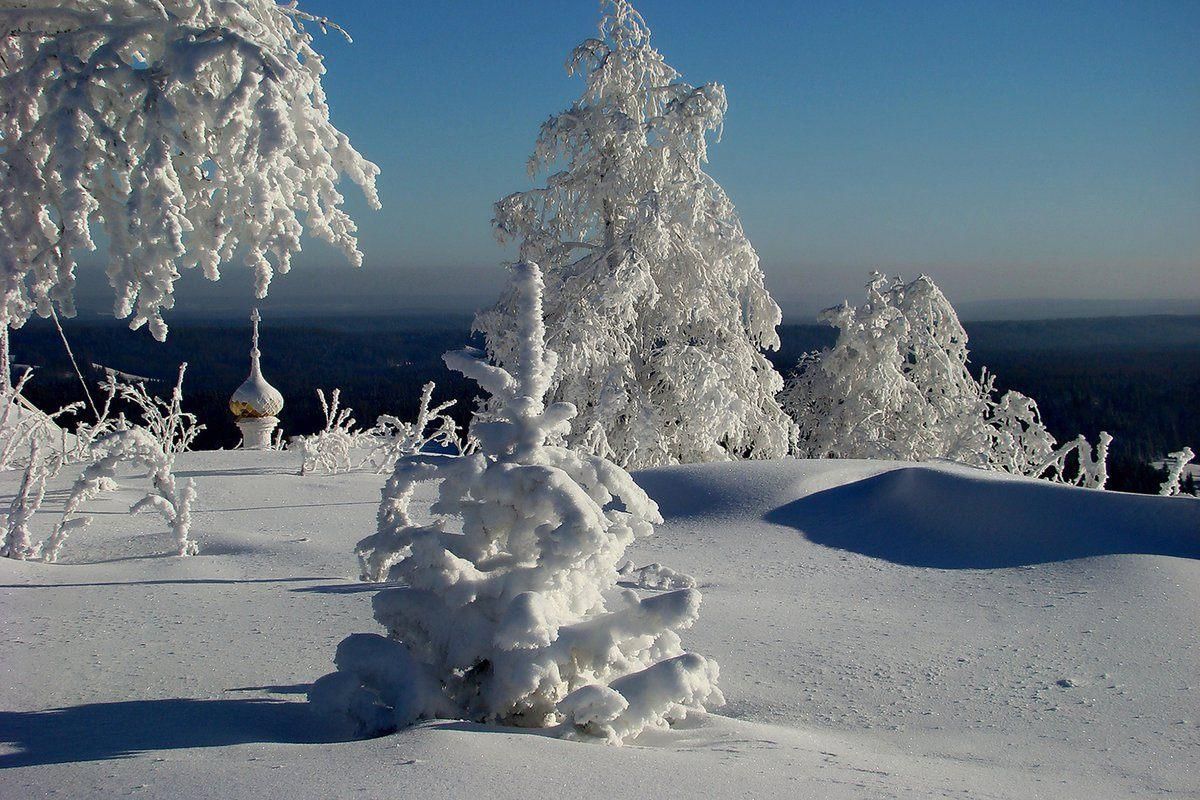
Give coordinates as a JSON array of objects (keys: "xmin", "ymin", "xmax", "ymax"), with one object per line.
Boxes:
[{"xmin": 1, "ymin": 451, "xmax": 1197, "ymax": 799}]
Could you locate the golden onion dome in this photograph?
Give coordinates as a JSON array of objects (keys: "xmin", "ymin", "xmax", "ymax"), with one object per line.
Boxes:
[{"xmin": 230, "ymin": 309, "xmax": 283, "ymax": 419}]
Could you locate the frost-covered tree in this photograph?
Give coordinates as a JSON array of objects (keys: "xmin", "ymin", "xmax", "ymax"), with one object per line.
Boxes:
[
  {"xmin": 314, "ymin": 262, "xmax": 722, "ymax": 743},
  {"xmin": 784, "ymin": 273, "xmax": 994, "ymax": 462},
  {"xmin": 476, "ymin": 0, "xmax": 791, "ymax": 469},
  {"xmin": 783, "ymin": 273, "xmax": 1110, "ymax": 486},
  {"xmin": 0, "ymin": 0, "xmax": 380, "ymax": 346}
]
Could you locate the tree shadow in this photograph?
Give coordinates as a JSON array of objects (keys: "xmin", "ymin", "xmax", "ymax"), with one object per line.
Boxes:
[
  {"xmin": 193, "ymin": 500, "xmax": 377, "ymax": 514},
  {"xmin": 291, "ymin": 582, "xmax": 386, "ymax": 594},
  {"xmin": 0, "ymin": 577, "xmax": 331, "ymax": 590},
  {"xmin": 172, "ymin": 466, "xmax": 298, "ymax": 479},
  {"xmin": 765, "ymin": 466, "xmax": 1200, "ymax": 569},
  {"xmin": 0, "ymin": 697, "xmax": 349, "ymax": 768}
]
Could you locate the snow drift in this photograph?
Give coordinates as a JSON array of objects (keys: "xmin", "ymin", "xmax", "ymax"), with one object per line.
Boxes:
[{"xmin": 767, "ymin": 464, "xmax": 1200, "ymax": 568}]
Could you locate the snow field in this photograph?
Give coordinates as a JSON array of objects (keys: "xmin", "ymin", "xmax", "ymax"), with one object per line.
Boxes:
[{"xmin": 1, "ymin": 450, "xmax": 1197, "ymax": 798}]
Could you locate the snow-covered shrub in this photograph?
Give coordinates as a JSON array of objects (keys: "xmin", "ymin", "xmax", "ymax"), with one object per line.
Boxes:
[
  {"xmin": 361, "ymin": 382, "xmax": 462, "ymax": 473},
  {"xmin": 1159, "ymin": 447, "xmax": 1196, "ymax": 497},
  {"xmin": 43, "ymin": 428, "xmax": 198, "ymax": 562},
  {"xmin": 295, "ymin": 384, "xmax": 464, "ymax": 475},
  {"xmin": 476, "ymin": 0, "xmax": 793, "ymax": 469},
  {"xmin": 294, "ymin": 389, "xmax": 360, "ymax": 475},
  {"xmin": 66, "ymin": 371, "xmax": 122, "ymax": 462},
  {"xmin": 0, "ymin": 0, "xmax": 379, "ymax": 341},
  {"xmin": 1, "ymin": 440, "xmax": 48, "ymax": 560},
  {"xmin": 1036, "ymin": 432, "xmax": 1112, "ymax": 490},
  {"xmin": 783, "ymin": 273, "xmax": 1111, "ymax": 485},
  {"xmin": 0, "ymin": 368, "xmax": 82, "ymax": 472},
  {"xmin": 314, "ymin": 261, "xmax": 723, "ymax": 743},
  {"xmin": 103, "ymin": 364, "xmax": 204, "ymax": 458}
]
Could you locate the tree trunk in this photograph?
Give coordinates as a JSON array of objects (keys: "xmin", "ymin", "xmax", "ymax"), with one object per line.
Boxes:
[{"xmin": 0, "ymin": 315, "xmax": 10, "ymax": 395}]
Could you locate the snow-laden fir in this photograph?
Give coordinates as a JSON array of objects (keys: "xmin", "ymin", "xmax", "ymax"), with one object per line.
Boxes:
[{"xmin": 319, "ymin": 262, "xmax": 722, "ymax": 742}]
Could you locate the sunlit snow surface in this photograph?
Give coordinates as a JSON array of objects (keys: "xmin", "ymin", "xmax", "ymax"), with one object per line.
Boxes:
[{"xmin": 1, "ymin": 450, "xmax": 1197, "ymax": 799}]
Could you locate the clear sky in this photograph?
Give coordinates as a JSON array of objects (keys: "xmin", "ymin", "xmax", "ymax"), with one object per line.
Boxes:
[{"xmin": 125, "ymin": 0, "xmax": 1200, "ymax": 321}]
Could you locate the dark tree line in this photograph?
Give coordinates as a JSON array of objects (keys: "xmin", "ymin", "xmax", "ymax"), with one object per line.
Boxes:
[{"xmin": 9, "ymin": 313, "xmax": 1198, "ymax": 495}]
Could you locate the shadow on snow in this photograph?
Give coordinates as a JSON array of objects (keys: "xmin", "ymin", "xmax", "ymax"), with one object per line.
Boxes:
[
  {"xmin": 765, "ymin": 466, "xmax": 1200, "ymax": 569},
  {"xmin": 0, "ymin": 697, "xmax": 349, "ymax": 768},
  {"xmin": 0, "ymin": 577, "xmax": 333, "ymax": 590}
]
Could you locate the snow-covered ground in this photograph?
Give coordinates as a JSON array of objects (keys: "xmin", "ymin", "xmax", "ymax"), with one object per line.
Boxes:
[{"xmin": 2, "ymin": 451, "xmax": 1197, "ymax": 799}]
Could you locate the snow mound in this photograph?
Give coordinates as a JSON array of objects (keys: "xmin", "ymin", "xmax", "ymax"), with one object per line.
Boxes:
[{"xmin": 767, "ymin": 465, "xmax": 1200, "ymax": 568}]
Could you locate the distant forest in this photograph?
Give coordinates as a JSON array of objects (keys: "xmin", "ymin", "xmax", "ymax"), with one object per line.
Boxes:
[{"xmin": 9, "ymin": 313, "xmax": 1199, "ymax": 495}]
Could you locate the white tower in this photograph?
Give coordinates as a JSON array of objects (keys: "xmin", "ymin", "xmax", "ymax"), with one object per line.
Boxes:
[{"xmin": 230, "ymin": 308, "xmax": 284, "ymax": 449}]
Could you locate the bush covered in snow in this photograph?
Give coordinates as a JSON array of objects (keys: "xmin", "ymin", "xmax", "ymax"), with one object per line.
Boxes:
[
  {"xmin": 1, "ymin": 440, "xmax": 49, "ymax": 560},
  {"xmin": 294, "ymin": 388, "xmax": 359, "ymax": 475},
  {"xmin": 293, "ymin": 383, "xmax": 462, "ymax": 476},
  {"xmin": 313, "ymin": 262, "xmax": 722, "ymax": 743},
  {"xmin": 1159, "ymin": 447, "xmax": 1196, "ymax": 497},
  {"xmin": 475, "ymin": 0, "xmax": 792, "ymax": 469},
  {"xmin": 0, "ymin": 0, "xmax": 379, "ymax": 342},
  {"xmin": 43, "ymin": 427, "xmax": 198, "ymax": 562},
  {"xmin": 783, "ymin": 273, "xmax": 1111, "ymax": 487},
  {"xmin": 0, "ymin": 369, "xmax": 81, "ymax": 473}
]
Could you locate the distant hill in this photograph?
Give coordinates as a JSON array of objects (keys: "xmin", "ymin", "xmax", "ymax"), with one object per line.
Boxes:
[{"xmin": 8, "ymin": 314, "xmax": 1198, "ymax": 495}]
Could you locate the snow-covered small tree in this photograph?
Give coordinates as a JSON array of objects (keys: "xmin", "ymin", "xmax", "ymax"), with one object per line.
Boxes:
[
  {"xmin": 0, "ymin": 0, "xmax": 380, "ymax": 344},
  {"xmin": 314, "ymin": 261, "xmax": 722, "ymax": 743},
  {"xmin": 476, "ymin": 0, "xmax": 792, "ymax": 469},
  {"xmin": 783, "ymin": 274, "xmax": 995, "ymax": 462},
  {"xmin": 783, "ymin": 273, "xmax": 1110, "ymax": 484}
]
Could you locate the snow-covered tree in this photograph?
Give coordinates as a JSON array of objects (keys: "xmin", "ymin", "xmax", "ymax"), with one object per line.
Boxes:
[
  {"xmin": 314, "ymin": 261, "xmax": 722, "ymax": 743},
  {"xmin": 0, "ymin": 0, "xmax": 380, "ymax": 348},
  {"xmin": 784, "ymin": 273, "xmax": 992, "ymax": 462},
  {"xmin": 783, "ymin": 273, "xmax": 1110, "ymax": 485},
  {"xmin": 475, "ymin": 0, "xmax": 792, "ymax": 469}
]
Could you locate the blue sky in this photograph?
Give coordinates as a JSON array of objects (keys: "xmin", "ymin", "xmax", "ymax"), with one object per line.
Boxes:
[{"xmin": 156, "ymin": 0, "xmax": 1200, "ymax": 319}]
